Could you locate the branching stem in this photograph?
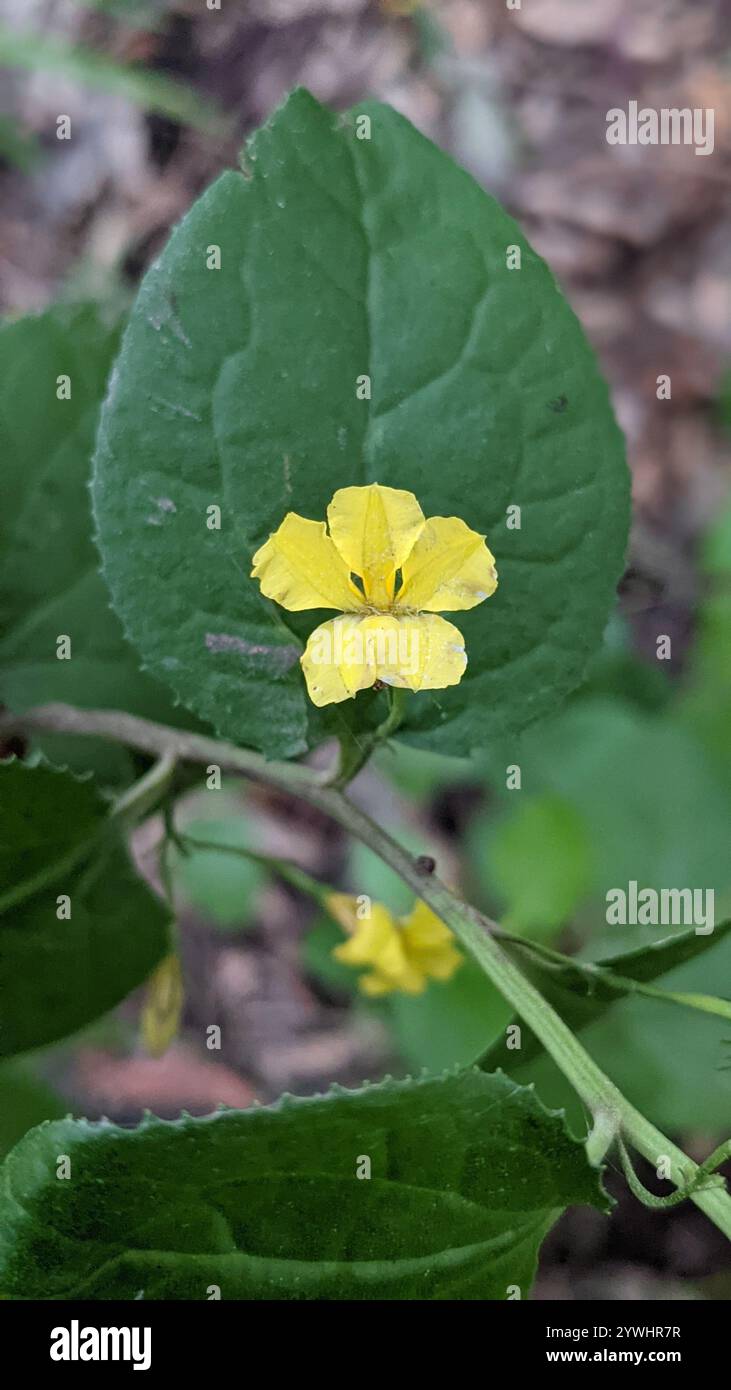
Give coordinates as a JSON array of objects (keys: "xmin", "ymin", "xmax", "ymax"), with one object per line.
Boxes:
[{"xmin": 4, "ymin": 701, "xmax": 731, "ymax": 1242}]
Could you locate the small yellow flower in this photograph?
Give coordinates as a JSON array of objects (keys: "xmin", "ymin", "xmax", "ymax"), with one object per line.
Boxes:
[
  {"xmin": 140, "ymin": 954, "xmax": 184, "ymax": 1057},
  {"xmin": 251, "ymin": 482, "xmax": 497, "ymax": 707},
  {"xmin": 327, "ymin": 891, "xmax": 463, "ymax": 996}
]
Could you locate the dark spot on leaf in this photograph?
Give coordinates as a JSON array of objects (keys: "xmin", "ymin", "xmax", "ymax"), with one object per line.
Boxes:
[{"xmin": 548, "ymin": 395, "xmax": 568, "ymax": 413}]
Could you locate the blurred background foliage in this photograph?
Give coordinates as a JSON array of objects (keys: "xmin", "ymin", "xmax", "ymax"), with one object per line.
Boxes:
[{"xmin": 1, "ymin": 0, "xmax": 731, "ymax": 1299}]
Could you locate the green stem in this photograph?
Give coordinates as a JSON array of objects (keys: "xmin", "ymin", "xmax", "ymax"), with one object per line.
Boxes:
[
  {"xmin": 179, "ymin": 832, "xmax": 333, "ymax": 906},
  {"xmin": 5, "ymin": 702, "xmax": 731, "ymax": 1241},
  {"xmin": 329, "ymin": 686, "xmax": 407, "ymax": 788},
  {"xmin": 113, "ymin": 750, "xmax": 177, "ymax": 824},
  {"xmin": 617, "ymin": 1136, "xmax": 727, "ymax": 1211}
]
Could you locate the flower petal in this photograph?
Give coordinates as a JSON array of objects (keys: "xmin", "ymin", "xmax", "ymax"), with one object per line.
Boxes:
[
  {"xmin": 301, "ymin": 615, "xmax": 380, "ymax": 706},
  {"xmin": 401, "ymin": 901, "xmax": 463, "ymax": 983},
  {"xmin": 327, "ymin": 483, "xmax": 425, "ymax": 607},
  {"xmin": 372, "ymin": 613, "xmax": 467, "ymax": 692},
  {"xmin": 333, "ymin": 903, "xmax": 398, "ymax": 967},
  {"xmin": 251, "ymin": 513, "xmax": 363, "ymax": 612},
  {"xmin": 396, "ymin": 515, "xmax": 498, "ymax": 612},
  {"xmin": 333, "ymin": 903, "xmax": 425, "ymax": 994}
]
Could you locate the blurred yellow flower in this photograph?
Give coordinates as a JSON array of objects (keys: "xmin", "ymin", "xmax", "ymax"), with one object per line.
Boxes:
[
  {"xmin": 140, "ymin": 953, "xmax": 184, "ymax": 1058},
  {"xmin": 327, "ymin": 890, "xmax": 463, "ymax": 996},
  {"xmin": 251, "ymin": 482, "xmax": 497, "ymax": 707}
]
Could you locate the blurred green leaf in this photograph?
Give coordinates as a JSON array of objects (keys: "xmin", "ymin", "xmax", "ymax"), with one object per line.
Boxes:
[
  {"xmin": 477, "ymin": 794, "xmax": 593, "ymax": 939},
  {"xmin": 717, "ymin": 368, "xmax": 731, "ymax": 436},
  {"xmin": 301, "ymin": 912, "xmax": 358, "ymax": 994},
  {"xmin": 700, "ymin": 492, "xmax": 731, "ymax": 573},
  {"xmin": 0, "ymin": 759, "xmax": 171, "ymax": 1058},
  {"xmin": 0, "ymin": 115, "xmax": 44, "ymax": 171},
  {"xmin": 174, "ymin": 817, "xmax": 266, "ymax": 928},
  {"xmin": 574, "ymin": 614, "xmax": 671, "ymax": 713},
  {"xmin": 388, "ymin": 958, "xmax": 511, "ymax": 1072},
  {"xmin": 499, "ymin": 698, "xmax": 731, "ymax": 957},
  {"xmin": 679, "ymin": 496, "xmax": 731, "ymax": 778},
  {"xmin": 373, "ymin": 741, "xmax": 475, "ymax": 801},
  {"xmin": 0, "ymin": 1061, "xmax": 64, "ymax": 1160},
  {"xmin": 0, "ymin": 25, "xmax": 226, "ymax": 134},
  {"xmin": 0, "ymin": 1071, "xmax": 606, "ymax": 1299}
]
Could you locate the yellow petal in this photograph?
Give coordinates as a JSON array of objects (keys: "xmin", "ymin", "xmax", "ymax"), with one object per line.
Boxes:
[
  {"xmin": 140, "ymin": 954, "xmax": 184, "ymax": 1058},
  {"xmin": 301, "ymin": 616, "xmax": 377, "ymax": 706},
  {"xmin": 251, "ymin": 513, "xmax": 363, "ymax": 612},
  {"xmin": 397, "ymin": 515, "xmax": 498, "ymax": 612},
  {"xmin": 372, "ymin": 613, "xmax": 467, "ymax": 692},
  {"xmin": 326, "ymin": 483, "xmax": 425, "ymax": 607},
  {"xmin": 358, "ymin": 970, "xmax": 399, "ymax": 997},
  {"xmin": 332, "ymin": 903, "xmax": 396, "ymax": 966},
  {"xmin": 401, "ymin": 900, "xmax": 463, "ymax": 984},
  {"xmin": 400, "ymin": 898, "xmax": 453, "ymax": 945},
  {"xmin": 300, "ymin": 612, "xmax": 467, "ymax": 705},
  {"xmin": 332, "ymin": 903, "xmax": 427, "ymax": 994}
]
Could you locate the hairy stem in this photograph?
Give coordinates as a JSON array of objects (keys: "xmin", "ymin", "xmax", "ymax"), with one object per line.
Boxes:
[{"xmin": 5, "ymin": 702, "xmax": 731, "ymax": 1240}]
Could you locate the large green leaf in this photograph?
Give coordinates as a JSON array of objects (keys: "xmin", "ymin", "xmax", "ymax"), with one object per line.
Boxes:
[
  {"xmin": 0, "ymin": 305, "xmax": 202, "ymax": 781},
  {"xmin": 92, "ymin": 87, "xmax": 629, "ymax": 759},
  {"xmin": 0, "ymin": 760, "xmax": 170, "ymax": 1058},
  {"xmin": 0, "ymin": 1069, "xmax": 606, "ymax": 1300}
]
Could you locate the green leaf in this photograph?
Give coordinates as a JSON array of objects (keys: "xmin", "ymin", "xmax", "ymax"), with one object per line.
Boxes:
[
  {"xmin": 679, "ymin": 497, "xmax": 731, "ymax": 779},
  {"xmin": 0, "ymin": 760, "xmax": 170, "ymax": 1058},
  {"xmin": 92, "ymin": 87, "xmax": 629, "ymax": 759},
  {"xmin": 0, "ymin": 304, "xmax": 203, "ymax": 782},
  {"xmin": 480, "ymin": 794, "xmax": 594, "ymax": 939},
  {"xmin": 479, "ymin": 920, "xmax": 731, "ymax": 1074},
  {"xmin": 0, "ymin": 115, "xmax": 44, "ymax": 172},
  {"xmin": 0, "ymin": 1069, "xmax": 606, "ymax": 1300},
  {"xmin": 497, "ymin": 698, "xmax": 731, "ymax": 957},
  {"xmin": 388, "ymin": 960, "xmax": 511, "ymax": 1073},
  {"xmin": 175, "ymin": 817, "xmax": 266, "ymax": 927},
  {"xmin": 0, "ymin": 1061, "xmax": 64, "ymax": 1161}
]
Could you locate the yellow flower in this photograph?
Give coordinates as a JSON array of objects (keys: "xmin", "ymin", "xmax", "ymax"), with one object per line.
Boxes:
[
  {"xmin": 327, "ymin": 891, "xmax": 463, "ymax": 997},
  {"xmin": 250, "ymin": 482, "xmax": 497, "ymax": 707}
]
